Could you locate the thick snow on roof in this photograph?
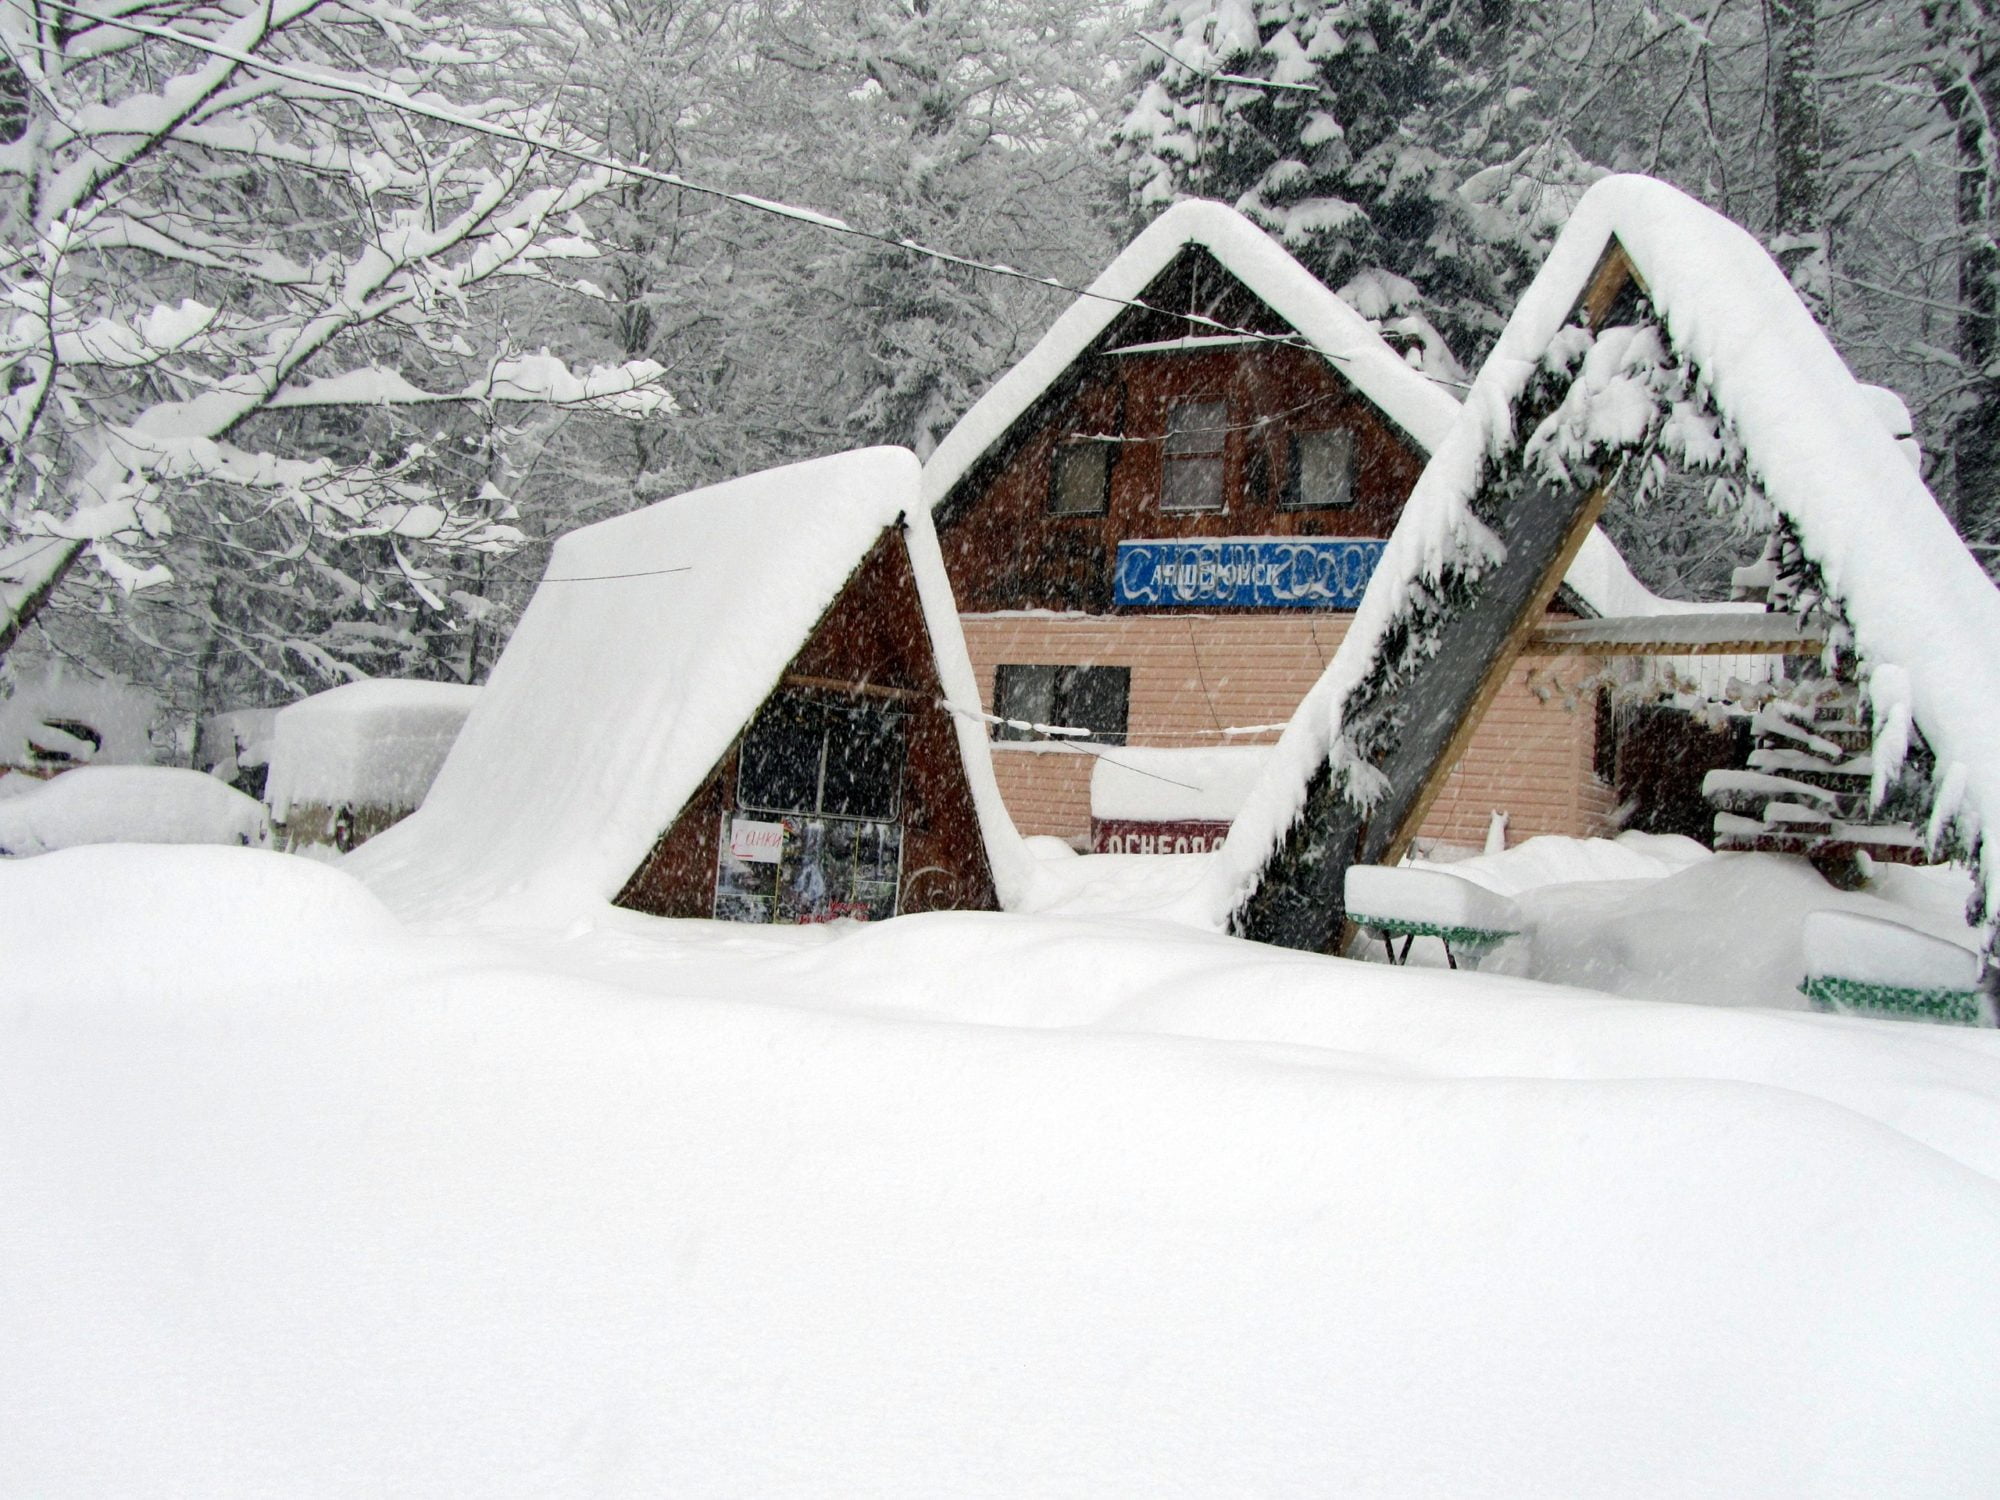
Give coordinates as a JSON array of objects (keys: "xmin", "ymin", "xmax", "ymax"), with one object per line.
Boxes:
[
  {"xmin": 1090, "ymin": 745, "xmax": 1272, "ymax": 824},
  {"xmin": 920, "ymin": 196, "xmax": 1686, "ymax": 625},
  {"xmin": 266, "ymin": 680, "xmax": 480, "ymax": 821},
  {"xmin": 922, "ymin": 199, "xmax": 1463, "ymax": 507},
  {"xmin": 349, "ymin": 448, "xmax": 1028, "ymax": 923},
  {"xmin": 1199, "ymin": 174, "xmax": 2000, "ymax": 933}
]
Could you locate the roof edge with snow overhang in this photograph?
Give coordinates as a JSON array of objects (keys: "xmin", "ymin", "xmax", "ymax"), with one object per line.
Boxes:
[
  {"xmin": 1197, "ymin": 174, "xmax": 2000, "ymax": 940},
  {"xmin": 347, "ymin": 446, "xmax": 1032, "ymax": 924}
]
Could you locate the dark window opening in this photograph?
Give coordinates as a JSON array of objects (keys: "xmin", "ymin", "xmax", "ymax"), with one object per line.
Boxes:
[
  {"xmin": 1593, "ymin": 690, "xmax": 1617, "ymax": 784},
  {"xmin": 1284, "ymin": 429, "xmax": 1355, "ymax": 509},
  {"xmin": 992, "ymin": 664, "xmax": 1130, "ymax": 745},
  {"xmin": 739, "ymin": 692, "xmax": 904, "ymax": 820},
  {"xmin": 1049, "ymin": 442, "xmax": 1111, "ymax": 516},
  {"xmin": 1161, "ymin": 401, "xmax": 1226, "ymax": 512}
]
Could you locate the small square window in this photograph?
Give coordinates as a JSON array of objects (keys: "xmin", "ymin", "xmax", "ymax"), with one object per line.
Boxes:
[
  {"xmin": 1161, "ymin": 401, "xmax": 1226, "ymax": 512},
  {"xmin": 1049, "ymin": 442, "xmax": 1111, "ymax": 516},
  {"xmin": 1284, "ymin": 429, "xmax": 1355, "ymax": 509}
]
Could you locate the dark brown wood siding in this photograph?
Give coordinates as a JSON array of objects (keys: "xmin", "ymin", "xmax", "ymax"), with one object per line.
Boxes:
[
  {"xmin": 614, "ymin": 527, "xmax": 999, "ymax": 920},
  {"xmin": 937, "ymin": 254, "xmax": 1429, "ymax": 614}
]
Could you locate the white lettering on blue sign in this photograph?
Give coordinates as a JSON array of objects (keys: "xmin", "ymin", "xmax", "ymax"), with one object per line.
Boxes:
[{"xmin": 1114, "ymin": 538, "xmax": 1386, "ymax": 608}]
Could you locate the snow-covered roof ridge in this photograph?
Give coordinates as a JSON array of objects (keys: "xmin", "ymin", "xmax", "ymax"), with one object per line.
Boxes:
[
  {"xmin": 348, "ymin": 447, "xmax": 1030, "ymax": 923},
  {"xmin": 921, "ymin": 198, "xmax": 1463, "ymax": 508},
  {"xmin": 1198, "ymin": 173, "xmax": 2000, "ymax": 934},
  {"xmin": 919, "ymin": 195, "xmax": 1690, "ymax": 623}
]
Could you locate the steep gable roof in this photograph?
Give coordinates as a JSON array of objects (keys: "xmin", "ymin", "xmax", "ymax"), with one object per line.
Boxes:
[
  {"xmin": 1206, "ymin": 174, "xmax": 2000, "ymax": 943},
  {"xmin": 349, "ymin": 447, "xmax": 1029, "ymax": 923},
  {"xmin": 921, "ymin": 197, "xmax": 1690, "ymax": 623}
]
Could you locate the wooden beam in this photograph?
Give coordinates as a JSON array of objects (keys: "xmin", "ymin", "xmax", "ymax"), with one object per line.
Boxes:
[{"xmin": 780, "ymin": 673, "xmax": 931, "ymax": 704}]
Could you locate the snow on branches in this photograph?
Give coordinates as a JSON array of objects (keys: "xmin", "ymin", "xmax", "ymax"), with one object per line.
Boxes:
[{"xmin": 0, "ymin": 0, "xmax": 669, "ymax": 658}]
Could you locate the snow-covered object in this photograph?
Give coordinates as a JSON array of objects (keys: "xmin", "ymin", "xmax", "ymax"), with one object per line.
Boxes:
[
  {"xmin": 923, "ymin": 197, "xmax": 1695, "ymax": 627},
  {"xmin": 1344, "ymin": 864, "xmax": 1523, "ymax": 938},
  {"xmin": 266, "ymin": 681, "xmax": 480, "ymax": 822},
  {"xmin": 1802, "ymin": 910, "xmax": 1981, "ymax": 992},
  {"xmin": 1201, "ymin": 176, "xmax": 2000, "ymax": 937},
  {"xmin": 200, "ymin": 708, "xmax": 279, "ymax": 777},
  {"xmin": 349, "ymin": 449, "xmax": 1026, "ymax": 922},
  {"xmin": 0, "ymin": 667, "xmax": 156, "ymax": 770},
  {"xmin": 0, "ymin": 766, "xmax": 267, "ymax": 855},
  {"xmin": 1090, "ymin": 746, "xmax": 1271, "ymax": 823}
]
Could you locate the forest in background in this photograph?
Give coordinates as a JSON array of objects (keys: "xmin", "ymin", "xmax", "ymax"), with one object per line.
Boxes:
[{"xmin": 0, "ymin": 0, "xmax": 1994, "ymax": 760}]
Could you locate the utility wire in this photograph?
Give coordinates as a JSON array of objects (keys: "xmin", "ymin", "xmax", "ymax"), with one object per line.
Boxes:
[{"xmin": 25, "ymin": 0, "xmax": 1336, "ymax": 361}]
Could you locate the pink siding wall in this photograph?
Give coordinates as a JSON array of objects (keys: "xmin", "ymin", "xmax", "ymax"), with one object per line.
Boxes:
[{"xmin": 962, "ymin": 613, "xmax": 1614, "ymax": 852}]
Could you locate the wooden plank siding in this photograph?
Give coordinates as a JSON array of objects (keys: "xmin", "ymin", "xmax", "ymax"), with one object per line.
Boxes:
[{"xmin": 961, "ymin": 612, "xmax": 1615, "ymax": 851}]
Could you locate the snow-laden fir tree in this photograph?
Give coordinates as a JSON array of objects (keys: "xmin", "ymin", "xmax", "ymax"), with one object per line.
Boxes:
[{"xmin": 1114, "ymin": 0, "xmax": 1599, "ymax": 368}]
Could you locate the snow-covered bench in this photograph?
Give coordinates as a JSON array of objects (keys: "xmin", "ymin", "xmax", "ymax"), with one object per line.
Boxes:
[
  {"xmin": 1799, "ymin": 910, "xmax": 1989, "ymax": 1026},
  {"xmin": 1345, "ymin": 865, "xmax": 1523, "ymax": 970}
]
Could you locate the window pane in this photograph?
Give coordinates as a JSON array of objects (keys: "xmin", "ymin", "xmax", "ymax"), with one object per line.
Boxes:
[
  {"xmin": 993, "ymin": 664, "xmax": 1057, "ymax": 741},
  {"xmin": 739, "ymin": 694, "xmax": 823, "ymax": 813},
  {"xmin": 1161, "ymin": 454, "xmax": 1224, "ymax": 511},
  {"xmin": 1056, "ymin": 666, "xmax": 1130, "ymax": 745},
  {"xmin": 821, "ymin": 704, "xmax": 905, "ymax": 820},
  {"xmin": 1285, "ymin": 429, "xmax": 1355, "ymax": 509},
  {"xmin": 1164, "ymin": 401, "xmax": 1227, "ymax": 456},
  {"xmin": 1050, "ymin": 443, "xmax": 1110, "ymax": 515}
]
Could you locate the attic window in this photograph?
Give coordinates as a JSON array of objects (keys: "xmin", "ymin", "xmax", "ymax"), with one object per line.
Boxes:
[
  {"xmin": 1161, "ymin": 401, "xmax": 1226, "ymax": 512},
  {"xmin": 1284, "ymin": 429, "xmax": 1355, "ymax": 509},
  {"xmin": 738, "ymin": 693, "xmax": 904, "ymax": 821},
  {"xmin": 1049, "ymin": 442, "xmax": 1110, "ymax": 516}
]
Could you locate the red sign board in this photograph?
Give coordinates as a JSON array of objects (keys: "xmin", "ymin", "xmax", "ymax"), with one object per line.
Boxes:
[{"xmin": 1091, "ymin": 818, "xmax": 1232, "ymax": 855}]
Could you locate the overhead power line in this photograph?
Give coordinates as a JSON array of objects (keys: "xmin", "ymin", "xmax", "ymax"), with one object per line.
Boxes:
[{"xmin": 25, "ymin": 0, "xmax": 1335, "ymax": 360}]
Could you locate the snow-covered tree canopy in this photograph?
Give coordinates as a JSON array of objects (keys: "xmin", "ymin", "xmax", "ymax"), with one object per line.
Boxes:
[
  {"xmin": 1212, "ymin": 175, "xmax": 2000, "ymax": 953},
  {"xmin": 0, "ymin": 0, "xmax": 669, "ymax": 661}
]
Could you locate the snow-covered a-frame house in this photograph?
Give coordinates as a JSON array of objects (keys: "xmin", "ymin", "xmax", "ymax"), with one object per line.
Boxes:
[
  {"xmin": 348, "ymin": 448, "xmax": 1024, "ymax": 926},
  {"xmin": 1211, "ymin": 175, "xmax": 2000, "ymax": 955},
  {"xmin": 922, "ymin": 199, "xmax": 1705, "ymax": 855}
]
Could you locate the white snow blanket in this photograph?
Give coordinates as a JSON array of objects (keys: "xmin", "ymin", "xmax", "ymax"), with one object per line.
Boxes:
[
  {"xmin": 349, "ymin": 448, "xmax": 1026, "ymax": 922},
  {"xmin": 1803, "ymin": 909, "xmax": 1981, "ymax": 991},
  {"xmin": 0, "ymin": 666, "xmax": 156, "ymax": 769},
  {"xmin": 1089, "ymin": 745, "xmax": 1271, "ymax": 823},
  {"xmin": 0, "ymin": 765, "xmax": 267, "ymax": 854},
  {"xmin": 265, "ymin": 680, "xmax": 479, "ymax": 821},
  {"xmin": 7, "ymin": 844, "xmax": 2000, "ymax": 1497},
  {"xmin": 1203, "ymin": 175, "xmax": 2000, "ymax": 934}
]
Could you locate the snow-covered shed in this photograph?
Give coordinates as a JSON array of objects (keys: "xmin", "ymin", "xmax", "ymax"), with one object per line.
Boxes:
[
  {"xmin": 1217, "ymin": 175, "xmax": 2000, "ymax": 954},
  {"xmin": 922, "ymin": 198, "xmax": 1696, "ymax": 852},
  {"xmin": 266, "ymin": 679, "xmax": 480, "ymax": 854},
  {"xmin": 348, "ymin": 448, "xmax": 1026, "ymax": 925}
]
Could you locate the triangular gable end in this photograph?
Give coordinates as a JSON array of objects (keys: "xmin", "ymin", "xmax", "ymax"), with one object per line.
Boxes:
[
  {"xmin": 1211, "ymin": 175, "xmax": 2000, "ymax": 956},
  {"xmin": 615, "ymin": 521, "xmax": 1002, "ymax": 923}
]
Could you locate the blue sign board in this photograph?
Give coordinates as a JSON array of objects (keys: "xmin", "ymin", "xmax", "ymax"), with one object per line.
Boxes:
[{"xmin": 1114, "ymin": 537, "xmax": 1386, "ymax": 609}]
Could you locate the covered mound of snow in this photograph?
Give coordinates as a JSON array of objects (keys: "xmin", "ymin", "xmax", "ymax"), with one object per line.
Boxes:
[
  {"xmin": 1089, "ymin": 745, "xmax": 1270, "ymax": 823},
  {"xmin": 350, "ymin": 448, "xmax": 1026, "ymax": 922},
  {"xmin": 0, "ymin": 665, "xmax": 156, "ymax": 771},
  {"xmin": 1345, "ymin": 863, "xmax": 1523, "ymax": 938},
  {"xmin": 1201, "ymin": 174, "xmax": 2000, "ymax": 936},
  {"xmin": 7, "ymin": 850, "xmax": 2000, "ymax": 1495},
  {"xmin": 0, "ymin": 766, "xmax": 267, "ymax": 855},
  {"xmin": 1803, "ymin": 909, "xmax": 1981, "ymax": 991},
  {"xmin": 266, "ymin": 679, "xmax": 479, "ymax": 820}
]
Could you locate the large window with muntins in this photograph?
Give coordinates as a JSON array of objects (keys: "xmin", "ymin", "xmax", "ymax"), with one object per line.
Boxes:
[
  {"xmin": 992, "ymin": 664, "xmax": 1130, "ymax": 744},
  {"xmin": 1283, "ymin": 428, "xmax": 1356, "ymax": 509},
  {"xmin": 738, "ymin": 692, "xmax": 904, "ymax": 820},
  {"xmin": 1161, "ymin": 401, "xmax": 1227, "ymax": 512}
]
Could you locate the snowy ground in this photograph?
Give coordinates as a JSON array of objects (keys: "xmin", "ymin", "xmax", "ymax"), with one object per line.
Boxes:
[{"xmin": 7, "ymin": 844, "xmax": 2000, "ymax": 1496}]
